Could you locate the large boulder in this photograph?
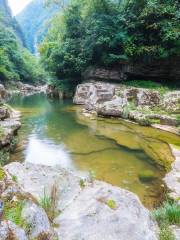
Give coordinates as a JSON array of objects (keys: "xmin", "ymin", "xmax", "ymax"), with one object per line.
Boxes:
[
  {"xmin": 5, "ymin": 162, "xmax": 158, "ymax": 240},
  {"xmin": 56, "ymin": 181, "xmax": 158, "ymax": 240},
  {"xmin": 96, "ymin": 97, "xmax": 125, "ymax": 117},
  {"xmin": 74, "ymin": 82, "xmax": 115, "ymax": 109}
]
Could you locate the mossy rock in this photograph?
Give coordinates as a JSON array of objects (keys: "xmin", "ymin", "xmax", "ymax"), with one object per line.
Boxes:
[
  {"xmin": 138, "ymin": 170, "xmax": 156, "ymax": 183},
  {"xmin": 0, "ymin": 168, "xmax": 6, "ymax": 181}
]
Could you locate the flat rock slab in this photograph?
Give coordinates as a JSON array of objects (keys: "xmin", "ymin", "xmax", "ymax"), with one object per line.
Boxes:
[{"xmin": 5, "ymin": 162, "xmax": 158, "ymax": 240}]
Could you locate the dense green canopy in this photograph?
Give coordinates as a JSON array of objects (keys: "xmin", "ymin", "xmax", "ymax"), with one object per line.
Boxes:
[{"xmin": 40, "ymin": 0, "xmax": 180, "ymax": 87}]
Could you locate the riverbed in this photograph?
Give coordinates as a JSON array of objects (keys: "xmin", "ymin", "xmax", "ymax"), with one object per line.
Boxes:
[{"xmin": 9, "ymin": 93, "xmax": 180, "ymax": 208}]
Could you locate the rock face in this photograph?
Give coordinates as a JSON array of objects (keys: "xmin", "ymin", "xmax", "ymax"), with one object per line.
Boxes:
[
  {"xmin": 4, "ymin": 162, "xmax": 159, "ymax": 240},
  {"xmin": 84, "ymin": 58, "xmax": 180, "ymax": 82}
]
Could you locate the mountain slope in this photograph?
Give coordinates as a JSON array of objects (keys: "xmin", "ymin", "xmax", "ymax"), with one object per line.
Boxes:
[
  {"xmin": 17, "ymin": 0, "xmax": 59, "ymax": 53},
  {"xmin": 0, "ymin": 0, "xmax": 25, "ymax": 46}
]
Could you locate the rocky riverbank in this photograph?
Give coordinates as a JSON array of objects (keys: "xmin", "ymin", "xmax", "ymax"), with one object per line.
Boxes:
[
  {"xmin": 0, "ymin": 84, "xmax": 21, "ymax": 165},
  {"xmin": 74, "ymin": 81, "xmax": 180, "ymax": 135}
]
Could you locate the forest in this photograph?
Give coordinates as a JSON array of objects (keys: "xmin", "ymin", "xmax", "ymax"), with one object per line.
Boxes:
[{"xmin": 39, "ymin": 0, "xmax": 180, "ymax": 89}]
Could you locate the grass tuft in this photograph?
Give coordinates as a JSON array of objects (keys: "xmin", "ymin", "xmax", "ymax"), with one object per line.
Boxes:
[
  {"xmin": 153, "ymin": 201, "xmax": 180, "ymax": 225},
  {"xmin": 39, "ymin": 183, "xmax": 58, "ymax": 222}
]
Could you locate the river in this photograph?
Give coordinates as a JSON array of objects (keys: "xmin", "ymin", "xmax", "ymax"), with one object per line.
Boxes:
[{"xmin": 9, "ymin": 93, "xmax": 180, "ymax": 208}]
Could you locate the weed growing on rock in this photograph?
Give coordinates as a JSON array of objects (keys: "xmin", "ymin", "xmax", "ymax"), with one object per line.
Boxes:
[
  {"xmin": 106, "ymin": 199, "xmax": 117, "ymax": 210},
  {"xmin": 153, "ymin": 201, "xmax": 180, "ymax": 240},
  {"xmin": 4, "ymin": 200, "xmax": 24, "ymax": 226},
  {"xmin": 39, "ymin": 183, "xmax": 58, "ymax": 222},
  {"xmin": 12, "ymin": 175, "xmax": 18, "ymax": 183},
  {"xmin": 79, "ymin": 179, "xmax": 86, "ymax": 188},
  {"xmin": 153, "ymin": 201, "xmax": 180, "ymax": 225},
  {"xmin": 0, "ymin": 150, "xmax": 10, "ymax": 166}
]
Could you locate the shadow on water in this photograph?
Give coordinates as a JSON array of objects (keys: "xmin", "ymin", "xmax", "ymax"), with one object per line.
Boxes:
[{"xmin": 9, "ymin": 93, "xmax": 180, "ymax": 208}]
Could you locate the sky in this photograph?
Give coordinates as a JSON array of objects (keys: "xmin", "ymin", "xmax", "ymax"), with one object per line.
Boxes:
[{"xmin": 8, "ymin": 0, "xmax": 32, "ymax": 15}]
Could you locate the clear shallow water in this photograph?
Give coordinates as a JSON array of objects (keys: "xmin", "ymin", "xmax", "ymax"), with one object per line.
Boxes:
[{"xmin": 9, "ymin": 94, "xmax": 180, "ymax": 208}]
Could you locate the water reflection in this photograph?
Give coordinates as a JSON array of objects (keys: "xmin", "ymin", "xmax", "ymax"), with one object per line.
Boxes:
[{"xmin": 25, "ymin": 134, "xmax": 73, "ymax": 169}]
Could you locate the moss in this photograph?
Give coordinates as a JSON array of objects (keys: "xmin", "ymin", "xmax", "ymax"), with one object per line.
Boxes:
[
  {"xmin": 138, "ymin": 170, "xmax": 156, "ymax": 183},
  {"xmin": 0, "ymin": 168, "xmax": 6, "ymax": 181},
  {"xmin": 106, "ymin": 199, "xmax": 117, "ymax": 210}
]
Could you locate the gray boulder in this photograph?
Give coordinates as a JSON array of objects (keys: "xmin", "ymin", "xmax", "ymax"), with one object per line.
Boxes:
[
  {"xmin": 0, "ymin": 221, "xmax": 28, "ymax": 240},
  {"xmin": 96, "ymin": 97, "xmax": 125, "ymax": 117},
  {"xmin": 56, "ymin": 181, "xmax": 158, "ymax": 240},
  {"xmin": 22, "ymin": 201, "xmax": 54, "ymax": 239}
]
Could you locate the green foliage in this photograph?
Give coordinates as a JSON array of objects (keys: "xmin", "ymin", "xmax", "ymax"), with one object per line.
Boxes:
[
  {"xmin": 12, "ymin": 175, "xmax": 18, "ymax": 182},
  {"xmin": 4, "ymin": 200, "xmax": 24, "ymax": 226},
  {"xmin": 40, "ymin": 0, "xmax": 180, "ymax": 88},
  {"xmin": 153, "ymin": 201, "xmax": 179, "ymax": 240},
  {"xmin": 39, "ymin": 185, "xmax": 58, "ymax": 222},
  {"xmin": 122, "ymin": 80, "xmax": 170, "ymax": 95},
  {"xmin": 153, "ymin": 201, "xmax": 180, "ymax": 225},
  {"xmin": 0, "ymin": 150, "xmax": 10, "ymax": 166}
]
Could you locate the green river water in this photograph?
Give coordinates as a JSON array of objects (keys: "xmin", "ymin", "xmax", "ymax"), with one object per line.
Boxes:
[{"xmin": 9, "ymin": 93, "xmax": 180, "ymax": 208}]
